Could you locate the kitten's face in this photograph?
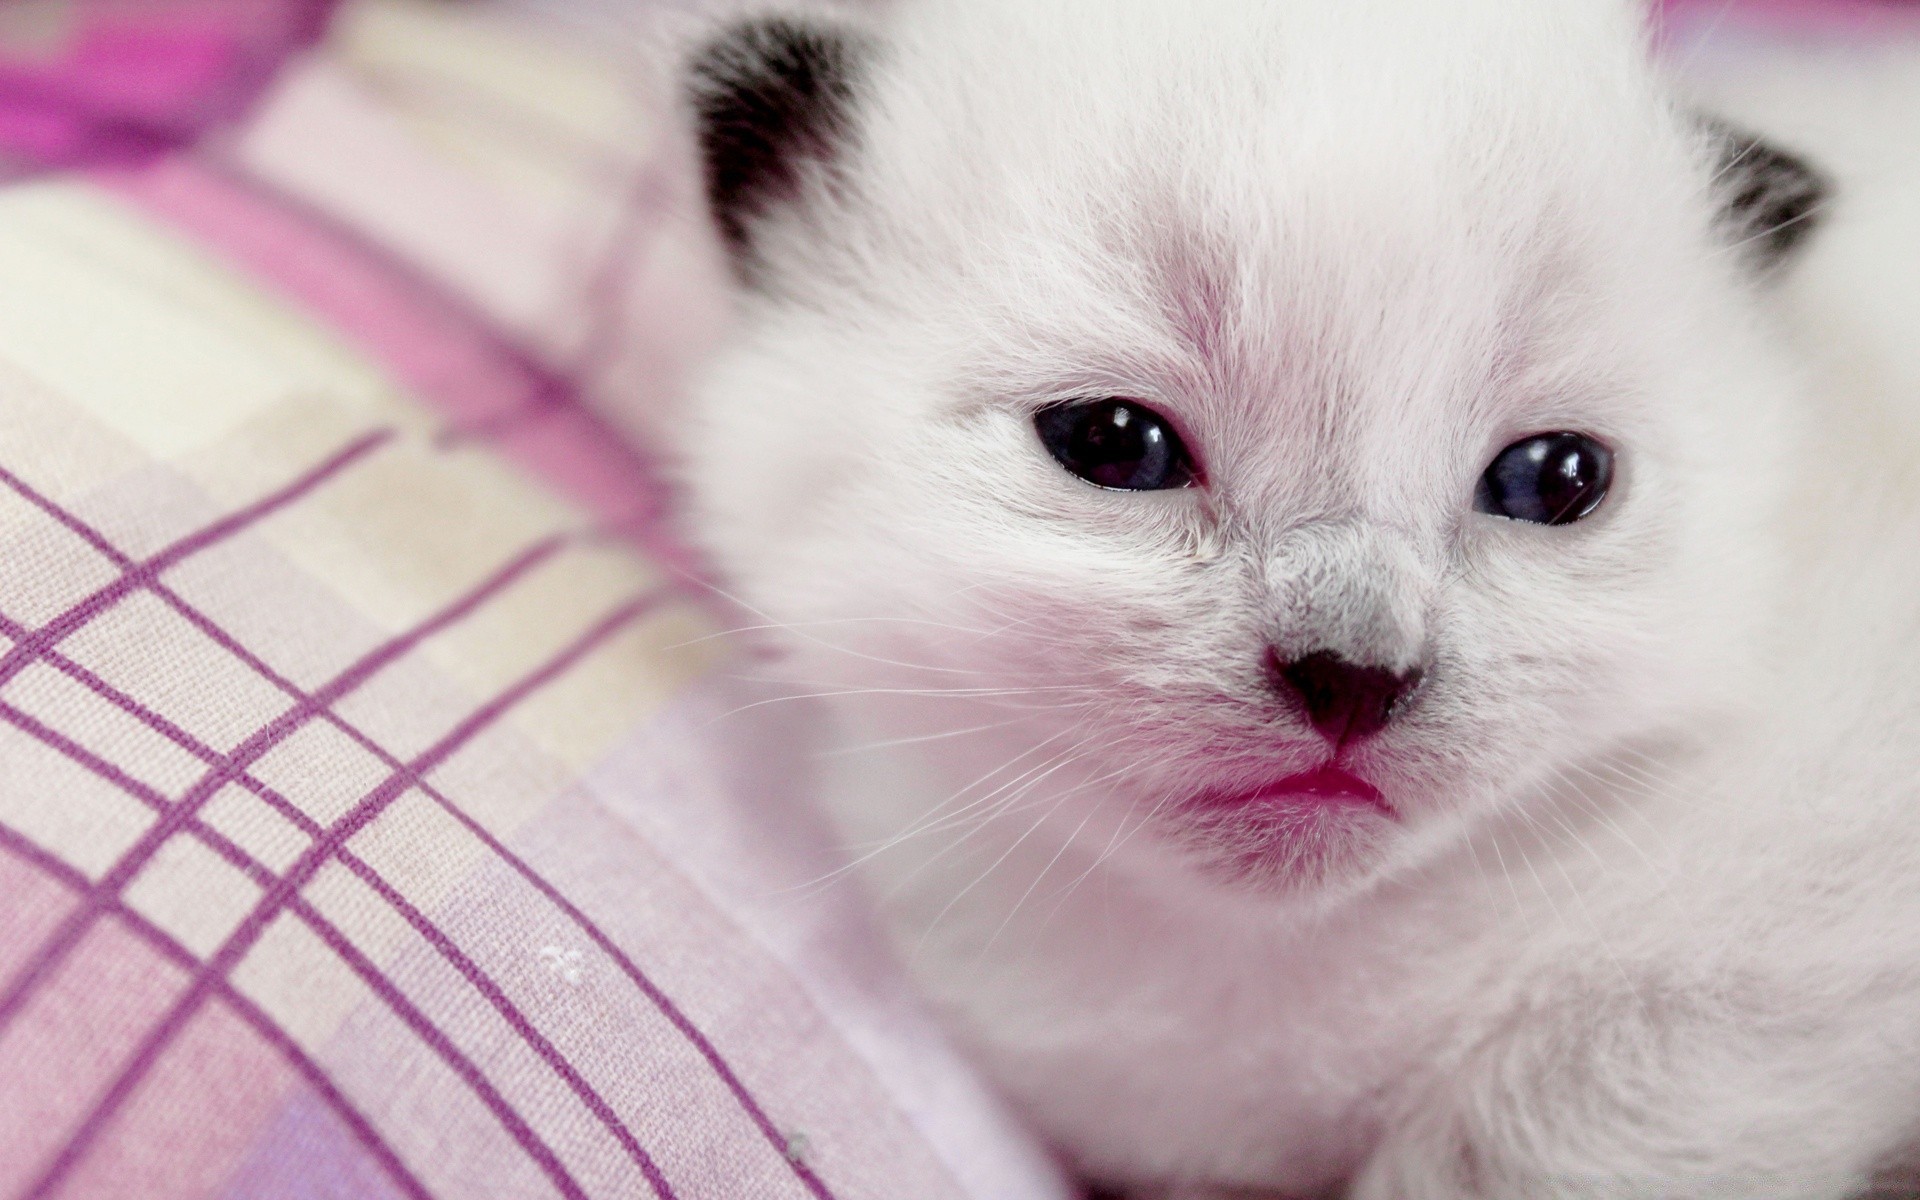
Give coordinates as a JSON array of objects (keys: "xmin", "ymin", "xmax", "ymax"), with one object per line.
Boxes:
[{"xmin": 684, "ymin": 0, "xmax": 1816, "ymax": 893}]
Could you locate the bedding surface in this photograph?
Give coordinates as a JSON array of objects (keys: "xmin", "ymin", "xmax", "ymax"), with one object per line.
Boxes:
[{"xmin": 0, "ymin": 3, "xmax": 1069, "ymax": 1197}]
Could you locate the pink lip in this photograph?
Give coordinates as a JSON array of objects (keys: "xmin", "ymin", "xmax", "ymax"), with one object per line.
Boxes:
[{"xmin": 1200, "ymin": 766, "xmax": 1390, "ymax": 815}]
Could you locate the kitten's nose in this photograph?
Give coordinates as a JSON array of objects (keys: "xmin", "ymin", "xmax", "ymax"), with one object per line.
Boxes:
[{"xmin": 1271, "ymin": 650, "xmax": 1423, "ymax": 747}]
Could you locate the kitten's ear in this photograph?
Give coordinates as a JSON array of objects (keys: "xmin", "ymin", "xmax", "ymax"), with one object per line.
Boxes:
[
  {"xmin": 687, "ymin": 17, "xmax": 870, "ymax": 277},
  {"xmin": 1700, "ymin": 117, "xmax": 1831, "ymax": 274}
]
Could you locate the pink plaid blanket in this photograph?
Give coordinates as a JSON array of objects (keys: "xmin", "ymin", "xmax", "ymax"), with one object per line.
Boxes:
[{"xmin": 0, "ymin": 3, "xmax": 1067, "ymax": 1198}]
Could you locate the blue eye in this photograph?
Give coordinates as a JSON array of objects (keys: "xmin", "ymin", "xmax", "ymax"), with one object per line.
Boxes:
[
  {"xmin": 1476, "ymin": 433, "xmax": 1614, "ymax": 525},
  {"xmin": 1035, "ymin": 399, "xmax": 1197, "ymax": 491}
]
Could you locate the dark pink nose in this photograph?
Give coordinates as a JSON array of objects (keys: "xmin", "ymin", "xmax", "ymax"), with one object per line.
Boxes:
[{"xmin": 1272, "ymin": 650, "xmax": 1423, "ymax": 747}]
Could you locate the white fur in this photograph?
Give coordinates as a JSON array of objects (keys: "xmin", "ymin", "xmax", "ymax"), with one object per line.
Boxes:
[{"xmin": 675, "ymin": 2, "xmax": 1920, "ymax": 1195}]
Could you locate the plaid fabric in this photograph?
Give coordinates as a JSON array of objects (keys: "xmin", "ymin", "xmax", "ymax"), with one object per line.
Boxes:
[
  {"xmin": 0, "ymin": 3, "xmax": 1069, "ymax": 1199},
  {"xmin": 0, "ymin": 0, "xmax": 336, "ymax": 169}
]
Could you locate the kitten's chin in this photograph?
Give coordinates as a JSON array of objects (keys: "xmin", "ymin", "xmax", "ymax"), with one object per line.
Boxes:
[{"xmin": 1165, "ymin": 787, "xmax": 1401, "ymax": 896}]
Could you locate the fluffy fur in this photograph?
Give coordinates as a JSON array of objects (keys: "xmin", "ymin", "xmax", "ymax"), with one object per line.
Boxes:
[{"xmin": 674, "ymin": 1, "xmax": 1920, "ymax": 1195}]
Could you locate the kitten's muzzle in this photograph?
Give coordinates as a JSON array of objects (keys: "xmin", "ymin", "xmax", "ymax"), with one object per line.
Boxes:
[{"xmin": 1269, "ymin": 649, "xmax": 1425, "ymax": 748}]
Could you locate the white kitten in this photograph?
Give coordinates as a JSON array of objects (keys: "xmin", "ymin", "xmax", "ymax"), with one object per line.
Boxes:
[{"xmin": 674, "ymin": 2, "xmax": 1920, "ymax": 1195}]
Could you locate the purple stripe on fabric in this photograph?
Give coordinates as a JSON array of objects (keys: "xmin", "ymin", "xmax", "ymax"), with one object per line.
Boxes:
[
  {"xmin": 101, "ymin": 158, "xmax": 712, "ymax": 589},
  {"xmin": 148, "ymin": 596, "xmax": 843, "ymax": 1197},
  {"xmin": 0, "ymin": 558, "xmax": 685, "ymax": 1194},
  {"xmin": 0, "ymin": 261, "xmax": 833, "ymax": 1190},
  {"xmin": 163, "ymin": 598, "xmax": 843, "ymax": 1198},
  {"xmin": 210, "ymin": 975, "xmax": 438, "ymax": 1200},
  {"xmin": 277, "ymin": 892, "xmax": 595, "ymax": 1198},
  {"xmin": 0, "ymin": 824, "xmax": 434, "ymax": 1200},
  {"xmin": 0, "ymin": 425, "xmax": 389, "ymax": 571},
  {"xmin": 403, "ymin": 776, "xmax": 846, "ymax": 1200},
  {"xmin": 0, "ymin": 428, "xmax": 393, "ymax": 690},
  {"xmin": 0, "ymin": 549, "xmax": 679, "ymax": 1182},
  {"xmin": 0, "ymin": 814, "xmax": 95, "ymax": 895},
  {"xmin": 208, "ymin": 160, "xmax": 679, "ymax": 542},
  {"xmin": 0, "ymin": 433, "xmax": 407, "ymax": 1013},
  {"xmin": 323, "ymin": 845, "xmax": 679, "ymax": 1198},
  {"xmin": 0, "ymin": 608, "xmax": 376, "ymax": 906},
  {"xmin": 0, "ymin": 700, "xmax": 281, "ymax": 889},
  {"xmin": 0, "ymin": 455, "xmax": 674, "ymax": 1191},
  {"xmin": 0, "ymin": 609, "xmax": 332, "ymax": 837},
  {"xmin": 23, "ymin": 595, "xmax": 663, "ymax": 1200},
  {"xmin": 0, "ymin": 667, "xmax": 650, "ymax": 1200},
  {"xmin": 0, "ymin": 528, "xmax": 669, "ymax": 1191},
  {"xmin": 1, "ymin": 625, "xmax": 682, "ymax": 1198},
  {"xmin": 436, "ymin": 159, "xmax": 678, "ymax": 446},
  {"xmin": 16, "ymin": 613, "xmax": 839, "ymax": 1198},
  {"xmin": 0, "ymin": 122, "xmax": 825, "ymax": 1191},
  {"xmin": 0, "ymin": 533, "xmax": 562, "ymax": 1040},
  {"xmin": 1, "ymin": 664, "xmax": 683, "ymax": 1198},
  {"xmin": 0, "ymin": 0, "xmax": 342, "ymax": 170},
  {"xmin": 0, "ymin": 507, "xmax": 686, "ymax": 1194},
  {"xmin": 185, "ymin": 644, "xmax": 848, "ymax": 1200},
  {"xmin": 0, "ymin": 699, "xmax": 171, "ymax": 817},
  {"xmin": 112, "ymin": 568, "xmax": 722, "ymax": 1197},
  {"xmin": 0, "ymin": 451, "xmax": 836, "ymax": 1197}
]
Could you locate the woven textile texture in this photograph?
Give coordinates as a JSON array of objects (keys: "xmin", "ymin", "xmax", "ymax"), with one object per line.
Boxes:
[{"xmin": 0, "ymin": 2, "xmax": 1070, "ymax": 1198}]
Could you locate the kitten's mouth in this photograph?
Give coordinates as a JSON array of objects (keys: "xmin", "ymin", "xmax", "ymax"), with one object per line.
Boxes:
[
  {"xmin": 1194, "ymin": 765, "xmax": 1392, "ymax": 817},
  {"xmin": 1171, "ymin": 763, "xmax": 1398, "ymax": 890}
]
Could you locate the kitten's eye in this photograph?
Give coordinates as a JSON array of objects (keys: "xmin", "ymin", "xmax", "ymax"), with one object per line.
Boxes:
[
  {"xmin": 1475, "ymin": 433, "xmax": 1614, "ymax": 525},
  {"xmin": 1034, "ymin": 399, "xmax": 1197, "ymax": 491}
]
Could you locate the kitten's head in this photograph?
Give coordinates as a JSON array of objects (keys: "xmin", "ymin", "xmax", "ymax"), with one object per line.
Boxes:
[{"xmin": 682, "ymin": 0, "xmax": 1826, "ymax": 894}]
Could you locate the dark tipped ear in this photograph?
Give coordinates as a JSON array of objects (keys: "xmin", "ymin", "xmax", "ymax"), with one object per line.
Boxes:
[
  {"xmin": 1701, "ymin": 118, "xmax": 1831, "ymax": 274},
  {"xmin": 688, "ymin": 17, "xmax": 867, "ymax": 274}
]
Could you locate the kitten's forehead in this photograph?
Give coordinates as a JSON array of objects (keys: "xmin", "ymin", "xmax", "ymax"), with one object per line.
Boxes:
[
  {"xmin": 864, "ymin": 0, "xmax": 1666, "ymax": 231},
  {"xmin": 843, "ymin": 0, "xmax": 1696, "ymax": 512}
]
